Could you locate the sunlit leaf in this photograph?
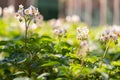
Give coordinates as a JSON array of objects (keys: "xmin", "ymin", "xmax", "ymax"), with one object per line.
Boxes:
[{"xmin": 41, "ymin": 61, "xmax": 60, "ymax": 67}]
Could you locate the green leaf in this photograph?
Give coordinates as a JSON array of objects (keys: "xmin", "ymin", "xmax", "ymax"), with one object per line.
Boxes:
[
  {"xmin": 86, "ymin": 56, "xmax": 99, "ymax": 63},
  {"xmin": 37, "ymin": 73, "xmax": 50, "ymax": 79},
  {"xmin": 13, "ymin": 77, "xmax": 30, "ymax": 80},
  {"xmin": 111, "ymin": 61, "xmax": 120, "ymax": 66},
  {"xmin": 17, "ymin": 58, "xmax": 26, "ymax": 64},
  {"xmin": 0, "ymin": 41, "xmax": 8, "ymax": 45},
  {"xmin": 13, "ymin": 71, "xmax": 25, "ymax": 75},
  {"xmin": 41, "ymin": 61, "xmax": 60, "ymax": 67}
]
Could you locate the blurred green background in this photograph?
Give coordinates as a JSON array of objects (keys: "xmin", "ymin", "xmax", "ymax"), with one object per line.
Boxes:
[{"xmin": 37, "ymin": 0, "xmax": 59, "ymax": 20}]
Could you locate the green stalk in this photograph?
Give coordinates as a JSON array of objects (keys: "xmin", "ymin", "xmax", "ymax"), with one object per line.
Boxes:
[
  {"xmin": 100, "ymin": 41, "xmax": 111, "ymax": 67},
  {"xmin": 24, "ymin": 20, "xmax": 28, "ymax": 54},
  {"xmin": 24, "ymin": 19, "xmax": 31, "ymax": 54},
  {"xmin": 24, "ymin": 19, "xmax": 33, "ymax": 78}
]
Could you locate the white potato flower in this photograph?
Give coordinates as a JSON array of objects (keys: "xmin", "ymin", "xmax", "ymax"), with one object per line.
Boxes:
[
  {"xmin": 100, "ymin": 26, "xmax": 120, "ymax": 43},
  {"xmin": 77, "ymin": 27, "xmax": 89, "ymax": 40},
  {"xmin": 24, "ymin": 9, "xmax": 30, "ymax": 15},
  {"xmin": 80, "ymin": 40, "xmax": 88, "ymax": 48},
  {"xmin": 16, "ymin": 4, "xmax": 43, "ymax": 25},
  {"xmin": 19, "ymin": 4, "xmax": 24, "ymax": 10}
]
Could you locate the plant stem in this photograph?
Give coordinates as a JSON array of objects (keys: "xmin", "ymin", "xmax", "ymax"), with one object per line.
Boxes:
[
  {"xmin": 100, "ymin": 41, "xmax": 111, "ymax": 67},
  {"xmin": 77, "ymin": 46, "xmax": 85, "ymax": 72},
  {"xmin": 25, "ymin": 22, "xmax": 28, "ymax": 54},
  {"xmin": 24, "ymin": 19, "xmax": 31, "ymax": 54},
  {"xmin": 24, "ymin": 19, "xmax": 33, "ymax": 78},
  {"xmin": 28, "ymin": 67, "xmax": 32, "ymax": 78}
]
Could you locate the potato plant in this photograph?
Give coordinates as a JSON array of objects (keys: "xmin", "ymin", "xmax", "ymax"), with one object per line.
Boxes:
[{"xmin": 0, "ymin": 5, "xmax": 120, "ymax": 80}]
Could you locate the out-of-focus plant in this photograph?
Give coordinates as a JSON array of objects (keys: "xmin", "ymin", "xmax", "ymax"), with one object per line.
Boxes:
[
  {"xmin": 76, "ymin": 27, "xmax": 89, "ymax": 64},
  {"xmin": 0, "ymin": 4, "xmax": 44, "ymax": 79},
  {"xmin": 50, "ymin": 19, "xmax": 67, "ymax": 41},
  {"xmin": 100, "ymin": 26, "xmax": 120, "ymax": 67}
]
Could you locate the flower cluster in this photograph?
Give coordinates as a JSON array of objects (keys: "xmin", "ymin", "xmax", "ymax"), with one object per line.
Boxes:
[
  {"xmin": 54, "ymin": 28, "xmax": 67, "ymax": 36},
  {"xmin": 76, "ymin": 27, "xmax": 89, "ymax": 40},
  {"xmin": 76, "ymin": 26, "xmax": 89, "ymax": 53},
  {"xmin": 100, "ymin": 26, "xmax": 120, "ymax": 43},
  {"xmin": 49, "ymin": 19, "xmax": 67, "ymax": 36},
  {"xmin": 76, "ymin": 27, "xmax": 89, "ymax": 58},
  {"xmin": 49, "ymin": 19, "xmax": 63, "ymax": 29},
  {"xmin": 16, "ymin": 4, "xmax": 43, "ymax": 24}
]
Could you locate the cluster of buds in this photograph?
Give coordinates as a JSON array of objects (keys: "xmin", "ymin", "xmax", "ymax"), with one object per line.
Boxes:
[
  {"xmin": 100, "ymin": 26, "xmax": 120, "ymax": 44},
  {"xmin": 16, "ymin": 4, "xmax": 43, "ymax": 25},
  {"xmin": 76, "ymin": 27, "xmax": 89, "ymax": 40}
]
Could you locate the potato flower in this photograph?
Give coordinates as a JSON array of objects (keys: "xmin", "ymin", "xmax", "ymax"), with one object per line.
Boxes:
[
  {"xmin": 50, "ymin": 19, "xmax": 67, "ymax": 36},
  {"xmin": 76, "ymin": 27, "xmax": 89, "ymax": 58},
  {"xmin": 99, "ymin": 26, "xmax": 120, "ymax": 67},
  {"xmin": 49, "ymin": 19, "xmax": 63, "ymax": 29},
  {"xmin": 80, "ymin": 40, "xmax": 88, "ymax": 48},
  {"xmin": 16, "ymin": 5, "xmax": 43, "ymax": 53},
  {"xmin": 100, "ymin": 26, "xmax": 120, "ymax": 44},
  {"xmin": 54, "ymin": 27, "xmax": 67, "ymax": 36},
  {"xmin": 16, "ymin": 4, "xmax": 43, "ymax": 24},
  {"xmin": 76, "ymin": 27, "xmax": 89, "ymax": 40}
]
